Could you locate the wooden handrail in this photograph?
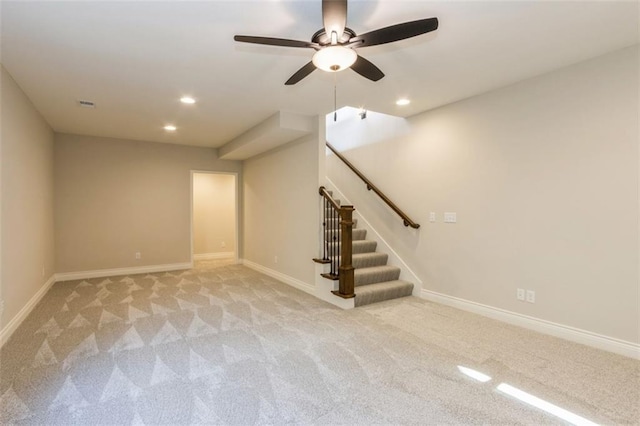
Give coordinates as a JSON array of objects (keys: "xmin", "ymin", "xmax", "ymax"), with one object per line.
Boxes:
[
  {"xmin": 326, "ymin": 142, "xmax": 420, "ymax": 229},
  {"xmin": 319, "ymin": 186, "xmax": 341, "ymax": 211}
]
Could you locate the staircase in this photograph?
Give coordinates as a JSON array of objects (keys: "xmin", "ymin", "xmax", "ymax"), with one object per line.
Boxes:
[{"xmin": 320, "ymin": 192, "xmax": 414, "ymax": 307}]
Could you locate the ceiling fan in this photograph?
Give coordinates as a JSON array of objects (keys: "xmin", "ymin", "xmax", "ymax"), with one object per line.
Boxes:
[{"xmin": 234, "ymin": 0, "xmax": 438, "ymax": 85}]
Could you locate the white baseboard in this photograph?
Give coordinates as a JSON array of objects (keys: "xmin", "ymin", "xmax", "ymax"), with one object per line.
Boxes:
[
  {"xmin": 55, "ymin": 262, "xmax": 193, "ymax": 282},
  {"xmin": 241, "ymin": 259, "xmax": 316, "ymax": 295},
  {"xmin": 421, "ymin": 289, "xmax": 640, "ymax": 360},
  {"xmin": 193, "ymin": 252, "xmax": 234, "ymax": 261},
  {"xmin": 0, "ymin": 274, "xmax": 56, "ymax": 348}
]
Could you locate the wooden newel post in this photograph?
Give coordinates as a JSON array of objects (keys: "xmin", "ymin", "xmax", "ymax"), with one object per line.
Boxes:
[{"xmin": 338, "ymin": 205, "xmax": 355, "ymax": 298}]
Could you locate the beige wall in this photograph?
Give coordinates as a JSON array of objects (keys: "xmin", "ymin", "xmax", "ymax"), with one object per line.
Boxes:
[
  {"xmin": 1, "ymin": 65, "xmax": 55, "ymax": 329},
  {"xmin": 193, "ymin": 173, "xmax": 236, "ymax": 256},
  {"xmin": 243, "ymin": 135, "xmax": 319, "ymax": 285},
  {"xmin": 327, "ymin": 46, "xmax": 639, "ymax": 343},
  {"xmin": 54, "ymin": 133, "xmax": 241, "ymax": 272}
]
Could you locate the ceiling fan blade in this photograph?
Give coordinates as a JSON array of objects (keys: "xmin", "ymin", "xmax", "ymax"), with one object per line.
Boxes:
[
  {"xmin": 322, "ymin": 0, "xmax": 347, "ymax": 40},
  {"xmin": 285, "ymin": 62, "xmax": 317, "ymax": 85},
  {"xmin": 351, "ymin": 55, "xmax": 384, "ymax": 82},
  {"xmin": 234, "ymin": 35, "xmax": 318, "ymax": 49},
  {"xmin": 349, "ymin": 17, "xmax": 438, "ymax": 48}
]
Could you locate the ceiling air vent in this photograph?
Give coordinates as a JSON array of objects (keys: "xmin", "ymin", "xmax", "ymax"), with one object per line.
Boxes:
[{"xmin": 77, "ymin": 100, "xmax": 96, "ymax": 108}]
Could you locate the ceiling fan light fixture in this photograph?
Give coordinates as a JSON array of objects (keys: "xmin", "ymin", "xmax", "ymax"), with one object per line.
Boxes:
[
  {"xmin": 312, "ymin": 46, "xmax": 357, "ymax": 73},
  {"xmin": 234, "ymin": 1, "xmax": 438, "ymax": 84}
]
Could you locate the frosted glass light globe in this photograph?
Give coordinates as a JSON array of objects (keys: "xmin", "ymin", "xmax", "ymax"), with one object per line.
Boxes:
[{"xmin": 312, "ymin": 46, "xmax": 357, "ymax": 72}]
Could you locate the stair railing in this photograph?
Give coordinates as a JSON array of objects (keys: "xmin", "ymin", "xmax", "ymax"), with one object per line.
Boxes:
[
  {"xmin": 315, "ymin": 186, "xmax": 355, "ymax": 299},
  {"xmin": 326, "ymin": 142, "xmax": 420, "ymax": 229}
]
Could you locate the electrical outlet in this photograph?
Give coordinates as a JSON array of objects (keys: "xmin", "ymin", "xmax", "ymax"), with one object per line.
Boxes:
[
  {"xmin": 516, "ymin": 288, "xmax": 525, "ymax": 301},
  {"xmin": 135, "ymin": 252, "xmax": 141, "ymax": 260},
  {"xmin": 526, "ymin": 290, "xmax": 535, "ymax": 303},
  {"xmin": 274, "ymin": 256, "xmax": 278, "ymax": 264},
  {"xmin": 444, "ymin": 212, "xmax": 457, "ymax": 223},
  {"xmin": 221, "ymin": 241, "xmax": 226, "ymax": 248},
  {"xmin": 429, "ymin": 212, "xmax": 436, "ymax": 222}
]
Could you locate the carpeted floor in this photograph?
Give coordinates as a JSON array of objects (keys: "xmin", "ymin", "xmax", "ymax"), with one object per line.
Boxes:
[{"xmin": 0, "ymin": 259, "xmax": 638, "ymax": 425}]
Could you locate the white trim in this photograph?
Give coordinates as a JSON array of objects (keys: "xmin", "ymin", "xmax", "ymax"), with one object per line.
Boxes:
[
  {"xmin": 241, "ymin": 259, "xmax": 316, "ymax": 295},
  {"xmin": 421, "ymin": 289, "xmax": 640, "ymax": 360},
  {"xmin": 0, "ymin": 275, "xmax": 56, "ymax": 348},
  {"xmin": 193, "ymin": 252, "xmax": 235, "ymax": 260},
  {"xmin": 55, "ymin": 262, "xmax": 193, "ymax": 282}
]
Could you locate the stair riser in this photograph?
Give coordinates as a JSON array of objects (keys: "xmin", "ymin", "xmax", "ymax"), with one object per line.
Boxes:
[
  {"xmin": 354, "ymin": 281, "xmax": 414, "ymax": 307},
  {"xmin": 326, "ymin": 240, "xmax": 377, "ymax": 254},
  {"xmin": 353, "ymin": 254, "xmax": 388, "ymax": 268},
  {"xmin": 327, "ymin": 253, "xmax": 388, "ymax": 268},
  {"xmin": 355, "ymin": 268, "xmax": 401, "ymax": 286},
  {"xmin": 324, "ymin": 229, "xmax": 366, "ymax": 241}
]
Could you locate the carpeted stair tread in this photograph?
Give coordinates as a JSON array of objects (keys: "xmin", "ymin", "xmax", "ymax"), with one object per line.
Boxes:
[
  {"xmin": 351, "ymin": 228, "xmax": 367, "ymax": 240},
  {"xmin": 328, "ymin": 252, "xmax": 388, "ymax": 269},
  {"xmin": 352, "ymin": 252, "xmax": 388, "ymax": 268},
  {"xmin": 355, "ymin": 265, "xmax": 401, "ymax": 286},
  {"xmin": 327, "ymin": 240, "xmax": 377, "ymax": 254},
  {"xmin": 325, "ymin": 228, "xmax": 366, "ymax": 241},
  {"xmin": 355, "ymin": 280, "xmax": 414, "ymax": 307}
]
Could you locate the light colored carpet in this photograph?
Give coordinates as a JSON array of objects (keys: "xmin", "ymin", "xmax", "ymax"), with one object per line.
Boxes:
[{"xmin": 0, "ymin": 259, "xmax": 638, "ymax": 425}]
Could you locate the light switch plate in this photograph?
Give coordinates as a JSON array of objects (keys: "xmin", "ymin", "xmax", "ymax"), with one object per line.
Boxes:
[
  {"xmin": 526, "ymin": 290, "xmax": 536, "ymax": 303},
  {"xmin": 444, "ymin": 212, "xmax": 457, "ymax": 223}
]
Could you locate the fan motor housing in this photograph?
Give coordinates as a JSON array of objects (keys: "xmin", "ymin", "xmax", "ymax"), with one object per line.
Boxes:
[{"xmin": 312, "ymin": 28, "xmax": 356, "ymax": 45}]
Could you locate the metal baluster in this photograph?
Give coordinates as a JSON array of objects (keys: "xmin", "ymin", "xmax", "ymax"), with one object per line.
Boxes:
[
  {"xmin": 336, "ymin": 207, "xmax": 340, "ymax": 277},
  {"xmin": 336, "ymin": 209, "xmax": 342, "ymax": 275},
  {"xmin": 328, "ymin": 202, "xmax": 332, "ymax": 274},
  {"xmin": 323, "ymin": 198, "xmax": 328, "ymax": 261},
  {"xmin": 332, "ymin": 205, "xmax": 337, "ymax": 276},
  {"xmin": 327, "ymin": 200, "xmax": 331, "ymax": 273}
]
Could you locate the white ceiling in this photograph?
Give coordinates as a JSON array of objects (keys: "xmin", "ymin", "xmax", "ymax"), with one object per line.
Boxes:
[{"xmin": 1, "ymin": 1, "xmax": 638, "ymax": 149}]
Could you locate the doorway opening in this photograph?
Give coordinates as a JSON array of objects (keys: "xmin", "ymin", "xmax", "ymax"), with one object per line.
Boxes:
[{"xmin": 191, "ymin": 171, "xmax": 238, "ymax": 265}]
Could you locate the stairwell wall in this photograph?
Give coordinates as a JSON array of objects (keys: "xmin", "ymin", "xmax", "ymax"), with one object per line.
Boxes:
[
  {"xmin": 327, "ymin": 46, "xmax": 639, "ymax": 345},
  {"xmin": 243, "ymin": 133, "xmax": 319, "ymax": 288}
]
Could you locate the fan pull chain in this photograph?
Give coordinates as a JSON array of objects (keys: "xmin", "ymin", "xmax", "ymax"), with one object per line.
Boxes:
[{"xmin": 333, "ymin": 72, "xmax": 337, "ymax": 122}]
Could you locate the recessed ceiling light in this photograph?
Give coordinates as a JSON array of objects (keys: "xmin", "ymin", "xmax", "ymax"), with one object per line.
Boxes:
[
  {"xmin": 180, "ymin": 96, "xmax": 196, "ymax": 104},
  {"xmin": 396, "ymin": 98, "xmax": 411, "ymax": 106},
  {"xmin": 164, "ymin": 125, "xmax": 177, "ymax": 132}
]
